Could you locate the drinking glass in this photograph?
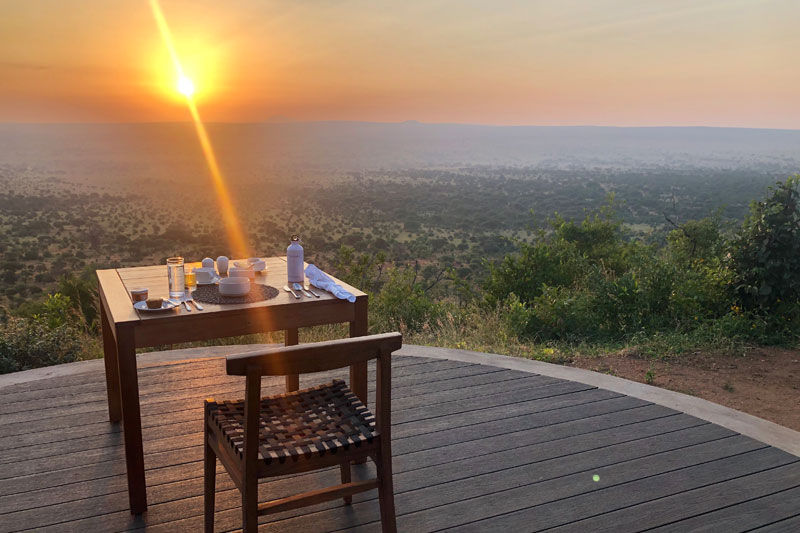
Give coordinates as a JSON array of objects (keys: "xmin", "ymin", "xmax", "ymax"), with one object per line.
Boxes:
[
  {"xmin": 167, "ymin": 257, "xmax": 185, "ymax": 298},
  {"xmin": 185, "ymin": 270, "xmax": 197, "ymax": 289}
]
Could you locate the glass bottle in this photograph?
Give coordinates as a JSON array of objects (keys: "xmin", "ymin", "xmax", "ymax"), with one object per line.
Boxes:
[{"xmin": 287, "ymin": 235, "xmax": 304, "ymax": 283}]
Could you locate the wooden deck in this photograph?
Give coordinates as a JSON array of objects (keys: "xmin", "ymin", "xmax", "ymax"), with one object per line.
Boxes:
[{"xmin": 0, "ymin": 353, "xmax": 798, "ymax": 532}]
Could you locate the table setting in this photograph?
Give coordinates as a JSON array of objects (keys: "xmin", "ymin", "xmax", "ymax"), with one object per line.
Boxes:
[{"xmin": 127, "ymin": 235, "xmax": 355, "ymax": 314}]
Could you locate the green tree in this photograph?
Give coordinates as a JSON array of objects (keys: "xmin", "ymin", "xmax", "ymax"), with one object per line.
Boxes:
[{"xmin": 730, "ymin": 176, "xmax": 800, "ymax": 314}]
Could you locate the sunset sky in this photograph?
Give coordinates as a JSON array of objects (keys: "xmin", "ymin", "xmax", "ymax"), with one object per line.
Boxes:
[{"xmin": 1, "ymin": 0, "xmax": 798, "ymax": 127}]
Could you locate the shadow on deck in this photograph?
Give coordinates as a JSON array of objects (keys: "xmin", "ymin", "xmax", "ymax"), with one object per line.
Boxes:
[{"xmin": 0, "ymin": 350, "xmax": 798, "ymax": 532}]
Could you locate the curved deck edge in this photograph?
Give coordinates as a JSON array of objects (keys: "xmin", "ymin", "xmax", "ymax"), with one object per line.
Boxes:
[{"xmin": 397, "ymin": 344, "xmax": 800, "ymax": 458}]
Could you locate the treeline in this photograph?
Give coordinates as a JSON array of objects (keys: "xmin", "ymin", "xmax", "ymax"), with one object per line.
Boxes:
[{"xmin": 333, "ymin": 176, "xmax": 800, "ymax": 353}]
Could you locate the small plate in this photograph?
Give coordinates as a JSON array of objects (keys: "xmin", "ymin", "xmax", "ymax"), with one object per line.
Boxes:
[
  {"xmin": 134, "ymin": 300, "xmax": 178, "ymax": 312},
  {"xmin": 196, "ymin": 275, "xmax": 221, "ymax": 285}
]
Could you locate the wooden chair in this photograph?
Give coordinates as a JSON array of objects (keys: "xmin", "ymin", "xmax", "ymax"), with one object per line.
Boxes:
[{"xmin": 204, "ymin": 332, "xmax": 401, "ymax": 533}]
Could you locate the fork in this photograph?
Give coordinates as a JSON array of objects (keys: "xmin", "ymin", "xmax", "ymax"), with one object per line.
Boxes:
[{"xmin": 184, "ymin": 290, "xmax": 203, "ymax": 311}]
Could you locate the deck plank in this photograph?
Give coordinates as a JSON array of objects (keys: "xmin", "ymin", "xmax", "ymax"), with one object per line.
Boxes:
[
  {"xmin": 0, "ymin": 361, "xmax": 496, "ymax": 440},
  {"xmin": 750, "ymin": 514, "xmax": 800, "ymax": 532},
  {"xmin": 0, "ymin": 353, "xmax": 797, "ymax": 532},
  {"xmin": 446, "ymin": 446, "xmax": 796, "ymax": 532},
  {"xmin": 646, "ymin": 483, "xmax": 800, "ymax": 532},
  {"xmin": 0, "ymin": 358, "xmax": 467, "ymax": 413},
  {"xmin": 0, "ymin": 361, "xmax": 491, "ymax": 425}
]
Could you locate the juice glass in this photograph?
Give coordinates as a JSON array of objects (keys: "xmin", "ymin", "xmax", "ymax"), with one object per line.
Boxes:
[{"xmin": 185, "ymin": 270, "xmax": 197, "ymax": 289}]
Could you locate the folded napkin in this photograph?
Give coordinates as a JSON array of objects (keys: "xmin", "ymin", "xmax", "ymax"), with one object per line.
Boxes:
[{"xmin": 304, "ymin": 264, "xmax": 356, "ymax": 302}]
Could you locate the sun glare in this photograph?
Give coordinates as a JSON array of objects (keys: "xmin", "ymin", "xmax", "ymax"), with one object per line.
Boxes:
[
  {"xmin": 149, "ymin": 0, "xmax": 250, "ymax": 259},
  {"xmin": 177, "ymin": 76, "xmax": 195, "ymax": 97}
]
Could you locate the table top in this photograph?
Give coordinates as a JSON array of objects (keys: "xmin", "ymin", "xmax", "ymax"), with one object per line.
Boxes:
[{"xmin": 97, "ymin": 256, "xmax": 365, "ymax": 328}]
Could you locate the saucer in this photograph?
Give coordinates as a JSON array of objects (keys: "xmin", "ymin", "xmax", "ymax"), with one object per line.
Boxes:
[{"xmin": 134, "ymin": 300, "xmax": 178, "ymax": 312}]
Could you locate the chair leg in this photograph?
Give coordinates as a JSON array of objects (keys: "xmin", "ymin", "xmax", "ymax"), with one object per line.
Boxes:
[
  {"xmin": 375, "ymin": 450, "xmax": 397, "ymax": 533},
  {"xmin": 340, "ymin": 460, "xmax": 352, "ymax": 504},
  {"xmin": 204, "ymin": 438, "xmax": 216, "ymax": 533},
  {"xmin": 242, "ymin": 475, "xmax": 259, "ymax": 533}
]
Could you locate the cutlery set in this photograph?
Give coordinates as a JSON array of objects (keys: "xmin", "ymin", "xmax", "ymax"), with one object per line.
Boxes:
[
  {"xmin": 284, "ymin": 282, "xmax": 321, "ymax": 299},
  {"xmin": 169, "ymin": 291, "xmax": 204, "ymax": 312}
]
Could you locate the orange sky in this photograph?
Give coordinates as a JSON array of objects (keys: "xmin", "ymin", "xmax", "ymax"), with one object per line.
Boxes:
[{"xmin": 1, "ymin": 0, "xmax": 798, "ymax": 127}]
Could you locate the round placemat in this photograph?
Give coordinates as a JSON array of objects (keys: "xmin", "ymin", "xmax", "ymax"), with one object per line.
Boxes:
[{"xmin": 192, "ymin": 283, "xmax": 279, "ymax": 305}]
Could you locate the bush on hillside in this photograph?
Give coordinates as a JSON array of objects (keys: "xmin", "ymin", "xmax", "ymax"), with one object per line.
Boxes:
[
  {"xmin": 0, "ymin": 316, "xmax": 84, "ymax": 374},
  {"xmin": 730, "ymin": 176, "xmax": 800, "ymax": 317},
  {"xmin": 482, "ymin": 189, "xmax": 787, "ymax": 344}
]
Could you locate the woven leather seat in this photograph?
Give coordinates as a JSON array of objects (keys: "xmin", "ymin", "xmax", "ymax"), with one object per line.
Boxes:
[{"xmin": 206, "ymin": 379, "xmax": 377, "ymax": 466}]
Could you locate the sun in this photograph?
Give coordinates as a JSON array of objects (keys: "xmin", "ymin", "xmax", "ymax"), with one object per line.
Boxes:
[{"xmin": 177, "ymin": 76, "xmax": 195, "ymax": 97}]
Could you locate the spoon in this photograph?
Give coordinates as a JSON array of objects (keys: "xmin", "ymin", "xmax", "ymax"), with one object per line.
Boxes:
[
  {"xmin": 293, "ymin": 282, "xmax": 313, "ymax": 298},
  {"xmin": 283, "ymin": 285, "xmax": 300, "ymax": 299}
]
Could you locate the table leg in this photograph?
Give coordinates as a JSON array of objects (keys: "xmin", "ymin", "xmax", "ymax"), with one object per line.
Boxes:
[
  {"xmin": 284, "ymin": 328, "xmax": 299, "ymax": 392},
  {"xmin": 350, "ymin": 297, "xmax": 369, "ymax": 465},
  {"xmin": 101, "ymin": 304, "xmax": 122, "ymax": 423},
  {"xmin": 116, "ymin": 325, "xmax": 147, "ymax": 514},
  {"xmin": 349, "ymin": 296, "xmax": 369, "ymax": 403}
]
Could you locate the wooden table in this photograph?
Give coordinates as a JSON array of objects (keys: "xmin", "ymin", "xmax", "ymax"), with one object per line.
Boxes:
[{"xmin": 96, "ymin": 257, "xmax": 368, "ymax": 514}]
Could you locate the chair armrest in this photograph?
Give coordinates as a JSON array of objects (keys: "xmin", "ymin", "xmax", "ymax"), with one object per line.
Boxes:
[{"xmin": 225, "ymin": 332, "xmax": 402, "ymax": 376}]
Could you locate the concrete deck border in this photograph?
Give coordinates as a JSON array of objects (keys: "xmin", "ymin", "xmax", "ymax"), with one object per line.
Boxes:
[{"xmin": 2, "ymin": 343, "xmax": 797, "ymax": 457}]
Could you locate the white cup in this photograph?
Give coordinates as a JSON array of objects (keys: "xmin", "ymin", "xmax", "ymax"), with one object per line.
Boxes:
[{"xmin": 216, "ymin": 256, "xmax": 229, "ymax": 275}]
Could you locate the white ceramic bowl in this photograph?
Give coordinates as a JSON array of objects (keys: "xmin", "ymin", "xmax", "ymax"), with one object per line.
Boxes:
[
  {"xmin": 229, "ymin": 266, "xmax": 255, "ymax": 279},
  {"xmin": 219, "ymin": 277, "xmax": 250, "ymax": 296}
]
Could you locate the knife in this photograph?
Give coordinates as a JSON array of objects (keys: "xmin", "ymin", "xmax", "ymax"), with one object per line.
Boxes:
[
  {"xmin": 304, "ymin": 283, "xmax": 321, "ymax": 298},
  {"xmin": 184, "ymin": 290, "xmax": 203, "ymax": 311}
]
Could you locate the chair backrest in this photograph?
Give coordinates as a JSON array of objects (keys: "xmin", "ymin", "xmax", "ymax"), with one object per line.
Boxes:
[
  {"xmin": 225, "ymin": 332, "xmax": 402, "ymax": 377},
  {"xmin": 228, "ymin": 333, "xmax": 402, "ymax": 472}
]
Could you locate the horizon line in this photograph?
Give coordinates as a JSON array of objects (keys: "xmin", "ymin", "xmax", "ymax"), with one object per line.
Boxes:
[{"xmin": 1, "ymin": 120, "xmax": 799, "ymax": 132}]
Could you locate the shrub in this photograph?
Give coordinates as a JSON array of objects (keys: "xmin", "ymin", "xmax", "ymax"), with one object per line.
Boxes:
[
  {"xmin": 371, "ymin": 268, "xmax": 441, "ymax": 333},
  {"xmin": 0, "ymin": 317, "xmax": 84, "ymax": 374},
  {"xmin": 525, "ymin": 285, "xmax": 598, "ymax": 341},
  {"xmin": 730, "ymin": 176, "xmax": 800, "ymax": 315},
  {"xmin": 484, "ymin": 239, "xmax": 586, "ymax": 306},
  {"xmin": 666, "ymin": 216, "xmax": 725, "ymax": 264}
]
